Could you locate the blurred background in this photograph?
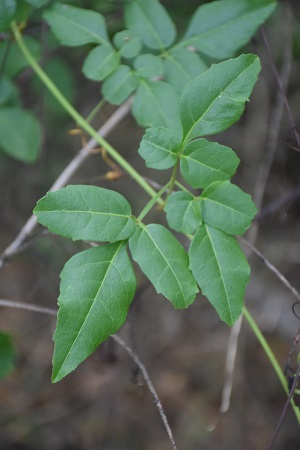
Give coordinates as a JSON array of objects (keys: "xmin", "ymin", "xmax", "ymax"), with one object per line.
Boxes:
[{"xmin": 1, "ymin": 0, "xmax": 300, "ymax": 448}]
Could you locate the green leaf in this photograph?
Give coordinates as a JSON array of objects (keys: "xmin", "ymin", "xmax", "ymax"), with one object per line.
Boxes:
[
  {"xmin": 0, "ymin": 75, "xmax": 20, "ymax": 106},
  {"xmin": 133, "ymin": 54, "xmax": 164, "ymax": 78},
  {"xmin": 113, "ymin": 30, "xmax": 142, "ymax": 58},
  {"xmin": 165, "ymin": 191, "xmax": 202, "ymax": 234},
  {"xmin": 102, "ymin": 65, "xmax": 139, "ymax": 105},
  {"xmin": 0, "ymin": 107, "xmax": 41, "ymax": 163},
  {"xmin": 129, "ymin": 224, "xmax": 199, "ymax": 308},
  {"xmin": 180, "ymin": 54, "xmax": 261, "ymax": 143},
  {"xmin": 25, "ymin": 0, "xmax": 48, "ymax": 7},
  {"xmin": 180, "ymin": 0, "xmax": 277, "ymax": 59},
  {"xmin": 200, "ymin": 181, "xmax": 257, "ymax": 235},
  {"xmin": 34, "ymin": 185, "xmax": 136, "ymax": 243},
  {"xmin": 82, "ymin": 45, "xmax": 120, "ymax": 81},
  {"xmin": 52, "ymin": 242, "xmax": 136, "ymax": 382},
  {"xmin": 0, "ymin": 332, "xmax": 16, "ymax": 378},
  {"xmin": 43, "ymin": 3, "xmax": 109, "ymax": 47},
  {"xmin": 0, "ymin": 36, "xmax": 40, "ymax": 77},
  {"xmin": 132, "ymin": 80, "xmax": 181, "ymax": 132},
  {"xmin": 138, "ymin": 127, "xmax": 181, "ymax": 170},
  {"xmin": 163, "ymin": 48, "xmax": 208, "ymax": 94},
  {"xmin": 189, "ymin": 224, "xmax": 250, "ymax": 325},
  {"xmin": 0, "ymin": 0, "xmax": 16, "ymax": 31},
  {"xmin": 125, "ymin": 0, "xmax": 176, "ymax": 50},
  {"xmin": 180, "ymin": 138, "xmax": 240, "ymax": 189}
]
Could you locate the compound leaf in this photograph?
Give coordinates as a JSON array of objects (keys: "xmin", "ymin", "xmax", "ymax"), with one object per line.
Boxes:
[
  {"xmin": 52, "ymin": 242, "xmax": 136, "ymax": 382},
  {"xmin": 34, "ymin": 185, "xmax": 136, "ymax": 243},
  {"xmin": 132, "ymin": 80, "xmax": 181, "ymax": 132},
  {"xmin": 180, "ymin": 138, "xmax": 240, "ymax": 189},
  {"xmin": 102, "ymin": 65, "xmax": 139, "ymax": 105},
  {"xmin": 0, "ymin": 332, "xmax": 16, "ymax": 378},
  {"xmin": 82, "ymin": 45, "xmax": 120, "ymax": 81},
  {"xmin": 125, "ymin": 0, "xmax": 176, "ymax": 50},
  {"xmin": 189, "ymin": 224, "xmax": 250, "ymax": 325},
  {"xmin": 138, "ymin": 127, "xmax": 181, "ymax": 170},
  {"xmin": 180, "ymin": 54, "xmax": 261, "ymax": 143},
  {"xmin": 200, "ymin": 181, "xmax": 257, "ymax": 235},
  {"xmin": 165, "ymin": 191, "xmax": 202, "ymax": 234},
  {"xmin": 129, "ymin": 224, "xmax": 199, "ymax": 308},
  {"xmin": 180, "ymin": 0, "xmax": 276, "ymax": 60},
  {"xmin": 43, "ymin": 3, "xmax": 109, "ymax": 47},
  {"xmin": 0, "ymin": 107, "xmax": 41, "ymax": 163}
]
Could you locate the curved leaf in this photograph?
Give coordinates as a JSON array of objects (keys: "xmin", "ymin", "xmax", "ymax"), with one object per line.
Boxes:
[
  {"xmin": 189, "ymin": 224, "xmax": 250, "ymax": 325},
  {"xmin": 0, "ymin": 107, "xmax": 41, "ymax": 163},
  {"xmin": 125, "ymin": 0, "xmax": 176, "ymax": 50},
  {"xmin": 34, "ymin": 185, "xmax": 136, "ymax": 243},
  {"xmin": 200, "ymin": 181, "xmax": 257, "ymax": 235},
  {"xmin": 82, "ymin": 45, "xmax": 120, "ymax": 81},
  {"xmin": 129, "ymin": 224, "xmax": 199, "ymax": 308},
  {"xmin": 102, "ymin": 65, "xmax": 139, "ymax": 105},
  {"xmin": 180, "ymin": 54, "xmax": 261, "ymax": 143},
  {"xmin": 132, "ymin": 80, "xmax": 181, "ymax": 132},
  {"xmin": 52, "ymin": 242, "xmax": 136, "ymax": 382},
  {"xmin": 165, "ymin": 191, "xmax": 202, "ymax": 234},
  {"xmin": 180, "ymin": 0, "xmax": 276, "ymax": 59},
  {"xmin": 43, "ymin": 3, "xmax": 109, "ymax": 47},
  {"xmin": 138, "ymin": 127, "xmax": 181, "ymax": 170},
  {"xmin": 180, "ymin": 138, "xmax": 240, "ymax": 189}
]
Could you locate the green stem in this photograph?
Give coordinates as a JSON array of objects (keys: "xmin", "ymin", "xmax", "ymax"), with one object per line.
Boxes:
[
  {"xmin": 138, "ymin": 182, "xmax": 170, "ymax": 221},
  {"xmin": 11, "ymin": 22, "xmax": 162, "ymax": 205},
  {"xmin": 86, "ymin": 98, "xmax": 106, "ymax": 124},
  {"xmin": 243, "ymin": 306, "xmax": 300, "ymax": 424}
]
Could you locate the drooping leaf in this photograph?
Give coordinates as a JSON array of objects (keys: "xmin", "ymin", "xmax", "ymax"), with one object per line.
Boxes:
[
  {"xmin": 132, "ymin": 80, "xmax": 181, "ymax": 132},
  {"xmin": 0, "ymin": 332, "xmax": 16, "ymax": 378},
  {"xmin": 113, "ymin": 30, "xmax": 142, "ymax": 58},
  {"xmin": 165, "ymin": 191, "xmax": 202, "ymax": 234},
  {"xmin": 52, "ymin": 242, "xmax": 136, "ymax": 382},
  {"xmin": 138, "ymin": 127, "xmax": 181, "ymax": 170},
  {"xmin": 0, "ymin": 0, "xmax": 16, "ymax": 31},
  {"xmin": 0, "ymin": 107, "xmax": 41, "ymax": 163},
  {"xmin": 180, "ymin": 54, "xmax": 261, "ymax": 143},
  {"xmin": 189, "ymin": 224, "xmax": 250, "ymax": 325},
  {"xmin": 34, "ymin": 185, "xmax": 136, "ymax": 243},
  {"xmin": 133, "ymin": 54, "xmax": 164, "ymax": 78},
  {"xmin": 102, "ymin": 65, "xmax": 139, "ymax": 105},
  {"xmin": 82, "ymin": 45, "xmax": 120, "ymax": 81},
  {"xmin": 125, "ymin": 0, "xmax": 176, "ymax": 50},
  {"xmin": 163, "ymin": 48, "xmax": 208, "ymax": 94},
  {"xmin": 180, "ymin": 138, "xmax": 240, "ymax": 189},
  {"xmin": 179, "ymin": 0, "xmax": 276, "ymax": 59},
  {"xmin": 200, "ymin": 181, "xmax": 257, "ymax": 235},
  {"xmin": 0, "ymin": 36, "xmax": 40, "ymax": 77},
  {"xmin": 43, "ymin": 3, "xmax": 109, "ymax": 47},
  {"xmin": 0, "ymin": 75, "xmax": 20, "ymax": 106},
  {"xmin": 129, "ymin": 224, "xmax": 199, "ymax": 308}
]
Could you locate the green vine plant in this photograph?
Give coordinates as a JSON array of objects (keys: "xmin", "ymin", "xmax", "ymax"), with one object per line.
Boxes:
[{"xmin": 1, "ymin": 0, "xmax": 281, "ymax": 391}]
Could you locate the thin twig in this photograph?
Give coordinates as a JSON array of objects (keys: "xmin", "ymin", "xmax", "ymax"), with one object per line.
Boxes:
[
  {"xmin": 240, "ymin": 237, "xmax": 300, "ymax": 303},
  {"xmin": 0, "ymin": 298, "xmax": 178, "ymax": 450},
  {"xmin": 0, "ymin": 99, "xmax": 132, "ymax": 270}
]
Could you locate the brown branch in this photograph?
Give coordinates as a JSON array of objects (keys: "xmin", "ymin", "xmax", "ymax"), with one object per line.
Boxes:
[{"xmin": 0, "ymin": 298, "xmax": 178, "ymax": 450}]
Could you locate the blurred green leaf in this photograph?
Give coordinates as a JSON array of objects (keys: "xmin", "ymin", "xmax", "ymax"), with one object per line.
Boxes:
[
  {"xmin": 0, "ymin": 107, "xmax": 41, "ymax": 163},
  {"xmin": 0, "ymin": 36, "xmax": 40, "ymax": 77},
  {"xmin": 43, "ymin": 3, "xmax": 109, "ymax": 47},
  {"xmin": 25, "ymin": 0, "xmax": 48, "ymax": 7},
  {"xmin": 52, "ymin": 242, "xmax": 136, "ymax": 382},
  {"xmin": 129, "ymin": 224, "xmax": 199, "ymax": 309},
  {"xmin": 0, "ymin": 75, "xmax": 20, "ymax": 106},
  {"xmin": 34, "ymin": 185, "xmax": 136, "ymax": 243},
  {"xmin": 125, "ymin": 0, "xmax": 176, "ymax": 50},
  {"xmin": 113, "ymin": 30, "xmax": 142, "ymax": 58},
  {"xmin": 0, "ymin": 332, "xmax": 16, "ymax": 379},
  {"xmin": 133, "ymin": 54, "xmax": 163, "ymax": 78},
  {"xmin": 165, "ymin": 191, "xmax": 202, "ymax": 234},
  {"xmin": 102, "ymin": 65, "xmax": 139, "ymax": 105},
  {"xmin": 0, "ymin": 0, "xmax": 16, "ymax": 31},
  {"xmin": 82, "ymin": 45, "xmax": 120, "ymax": 81}
]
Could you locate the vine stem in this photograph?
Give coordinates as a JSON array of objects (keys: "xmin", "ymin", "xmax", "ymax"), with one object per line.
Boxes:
[
  {"xmin": 0, "ymin": 298, "xmax": 178, "ymax": 450},
  {"xmin": 11, "ymin": 22, "xmax": 160, "ymax": 204},
  {"xmin": 243, "ymin": 306, "xmax": 300, "ymax": 424}
]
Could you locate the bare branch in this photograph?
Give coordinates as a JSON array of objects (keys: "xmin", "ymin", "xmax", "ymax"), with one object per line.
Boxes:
[{"xmin": 0, "ymin": 99, "xmax": 132, "ymax": 270}]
